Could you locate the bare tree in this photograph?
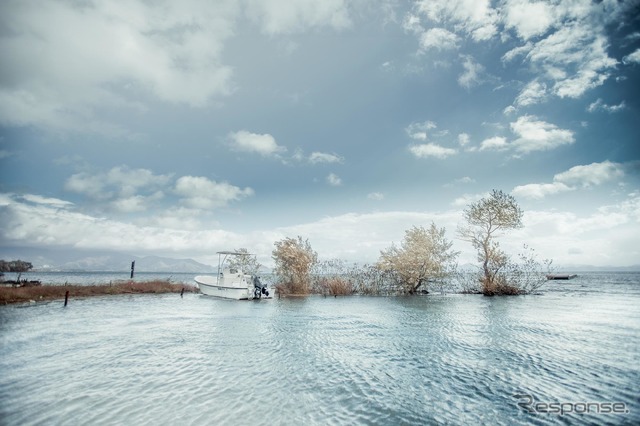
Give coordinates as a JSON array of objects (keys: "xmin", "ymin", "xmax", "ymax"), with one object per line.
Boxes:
[
  {"xmin": 377, "ymin": 223, "xmax": 459, "ymax": 294},
  {"xmin": 458, "ymin": 190, "xmax": 548, "ymax": 295},
  {"xmin": 272, "ymin": 236, "xmax": 318, "ymax": 294}
]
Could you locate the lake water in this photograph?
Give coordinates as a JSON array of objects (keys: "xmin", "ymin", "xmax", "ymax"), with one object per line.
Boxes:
[{"xmin": 1, "ymin": 272, "xmax": 639, "ymax": 425}]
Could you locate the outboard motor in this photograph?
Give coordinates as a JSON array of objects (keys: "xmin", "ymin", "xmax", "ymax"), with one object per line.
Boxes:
[{"xmin": 252, "ymin": 276, "xmax": 269, "ymax": 299}]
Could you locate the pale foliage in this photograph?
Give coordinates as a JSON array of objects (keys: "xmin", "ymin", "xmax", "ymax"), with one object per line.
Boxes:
[
  {"xmin": 377, "ymin": 223, "xmax": 459, "ymax": 294},
  {"xmin": 458, "ymin": 189, "xmax": 549, "ymax": 295},
  {"xmin": 272, "ymin": 236, "xmax": 318, "ymax": 294},
  {"xmin": 226, "ymin": 248, "xmax": 262, "ymax": 275}
]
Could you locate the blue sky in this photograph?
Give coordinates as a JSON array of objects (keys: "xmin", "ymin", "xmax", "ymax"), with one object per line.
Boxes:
[{"xmin": 1, "ymin": 0, "xmax": 639, "ymax": 268}]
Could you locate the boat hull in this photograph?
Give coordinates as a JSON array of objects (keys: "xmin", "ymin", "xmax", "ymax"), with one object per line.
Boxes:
[{"xmin": 194, "ymin": 275, "xmax": 273, "ymax": 300}]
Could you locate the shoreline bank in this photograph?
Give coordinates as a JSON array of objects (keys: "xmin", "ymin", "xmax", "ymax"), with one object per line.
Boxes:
[{"xmin": 0, "ymin": 280, "xmax": 199, "ymax": 305}]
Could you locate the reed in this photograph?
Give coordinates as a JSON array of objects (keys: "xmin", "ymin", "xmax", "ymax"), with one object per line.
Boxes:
[
  {"xmin": 315, "ymin": 277, "xmax": 353, "ymax": 296},
  {"xmin": 0, "ymin": 280, "xmax": 198, "ymax": 304}
]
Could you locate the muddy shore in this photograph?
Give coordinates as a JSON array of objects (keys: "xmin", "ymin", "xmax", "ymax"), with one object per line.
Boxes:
[{"xmin": 0, "ymin": 280, "xmax": 199, "ymax": 304}]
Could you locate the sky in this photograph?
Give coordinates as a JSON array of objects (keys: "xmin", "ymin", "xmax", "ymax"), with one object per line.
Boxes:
[{"xmin": 1, "ymin": 0, "xmax": 639, "ymax": 269}]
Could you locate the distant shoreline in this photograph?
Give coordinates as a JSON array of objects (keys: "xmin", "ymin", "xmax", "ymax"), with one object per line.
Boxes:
[{"xmin": 0, "ymin": 280, "xmax": 199, "ymax": 305}]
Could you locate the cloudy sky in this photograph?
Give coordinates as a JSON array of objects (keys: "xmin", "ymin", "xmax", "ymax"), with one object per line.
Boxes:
[{"xmin": 1, "ymin": 0, "xmax": 639, "ymax": 268}]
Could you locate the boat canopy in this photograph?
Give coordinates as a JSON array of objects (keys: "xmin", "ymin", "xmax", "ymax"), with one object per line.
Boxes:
[{"xmin": 216, "ymin": 251, "xmax": 253, "ymax": 256}]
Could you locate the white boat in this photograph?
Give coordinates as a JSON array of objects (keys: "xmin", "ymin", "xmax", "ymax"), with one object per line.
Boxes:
[{"xmin": 194, "ymin": 251, "xmax": 273, "ymax": 300}]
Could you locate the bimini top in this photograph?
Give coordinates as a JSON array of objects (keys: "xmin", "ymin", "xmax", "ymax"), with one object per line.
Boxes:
[{"xmin": 216, "ymin": 251, "xmax": 253, "ymax": 256}]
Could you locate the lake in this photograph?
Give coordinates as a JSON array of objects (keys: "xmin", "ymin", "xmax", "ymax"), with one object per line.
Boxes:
[{"xmin": 1, "ymin": 272, "xmax": 638, "ymax": 425}]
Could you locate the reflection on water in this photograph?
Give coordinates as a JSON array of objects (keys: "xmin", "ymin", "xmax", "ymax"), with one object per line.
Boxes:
[{"xmin": 1, "ymin": 273, "xmax": 639, "ymax": 425}]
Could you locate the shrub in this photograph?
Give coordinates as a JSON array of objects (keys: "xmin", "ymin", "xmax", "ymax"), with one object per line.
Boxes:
[
  {"xmin": 272, "ymin": 236, "xmax": 317, "ymax": 295},
  {"xmin": 377, "ymin": 223, "xmax": 458, "ymax": 294}
]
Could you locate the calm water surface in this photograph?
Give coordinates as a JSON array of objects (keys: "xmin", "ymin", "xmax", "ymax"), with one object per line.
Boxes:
[{"xmin": 1, "ymin": 273, "xmax": 639, "ymax": 425}]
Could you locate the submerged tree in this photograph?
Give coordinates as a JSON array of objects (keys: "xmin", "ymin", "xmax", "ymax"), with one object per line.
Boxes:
[
  {"xmin": 458, "ymin": 189, "xmax": 548, "ymax": 295},
  {"xmin": 377, "ymin": 223, "xmax": 459, "ymax": 294},
  {"xmin": 226, "ymin": 248, "xmax": 262, "ymax": 275},
  {"xmin": 272, "ymin": 236, "xmax": 318, "ymax": 294}
]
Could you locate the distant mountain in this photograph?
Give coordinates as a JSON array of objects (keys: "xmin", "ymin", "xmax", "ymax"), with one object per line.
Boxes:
[
  {"xmin": 58, "ymin": 254, "xmax": 214, "ymax": 273},
  {"xmin": 0, "ymin": 247, "xmax": 214, "ymax": 273},
  {"xmin": 128, "ymin": 256, "xmax": 214, "ymax": 273}
]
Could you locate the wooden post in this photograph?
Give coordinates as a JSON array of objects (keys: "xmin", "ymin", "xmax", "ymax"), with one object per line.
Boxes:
[
  {"xmin": 130, "ymin": 261, "xmax": 135, "ymax": 279},
  {"xmin": 64, "ymin": 290, "xmax": 69, "ymax": 307}
]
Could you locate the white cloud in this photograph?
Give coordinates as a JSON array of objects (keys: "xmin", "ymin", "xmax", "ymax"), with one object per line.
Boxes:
[
  {"xmin": 419, "ymin": 28, "xmax": 459, "ymax": 51},
  {"xmin": 458, "ymin": 55, "xmax": 484, "ymax": 89},
  {"xmin": 409, "ymin": 0, "xmax": 620, "ymax": 105},
  {"xmin": 406, "ymin": 121, "xmax": 437, "ymax": 140},
  {"xmin": 526, "ymin": 25, "xmax": 617, "ymax": 99},
  {"xmin": 143, "ymin": 206, "xmax": 216, "ymax": 232},
  {"xmin": 0, "ymin": 0, "xmax": 355, "ymax": 135},
  {"xmin": 451, "ymin": 192, "xmax": 486, "ymax": 208},
  {"xmin": 367, "ymin": 192, "xmax": 384, "ymax": 201},
  {"xmin": 515, "ymin": 80, "xmax": 547, "ymax": 107},
  {"xmin": 402, "ymin": 13, "xmax": 422, "ymax": 34},
  {"xmin": 479, "ymin": 116, "xmax": 574, "ymax": 155},
  {"xmin": 0, "ymin": 193, "xmax": 246, "ymax": 255},
  {"xmin": 65, "ymin": 173, "xmax": 112, "ymax": 200},
  {"xmin": 512, "ymin": 182, "xmax": 573, "ymax": 199},
  {"xmin": 413, "ymin": 0, "xmax": 498, "ymax": 42},
  {"xmin": 479, "ymin": 136, "xmax": 507, "ymax": 151},
  {"xmin": 410, "ymin": 132, "xmax": 427, "ymax": 141},
  {"xmin": 409, "ymin": 143, "xmax": 457, "ymax": 159},
  {"xmin": 309, "ymin": 152, "xmax": 344, "ymax": 164},
  {"xmin": 587, "ymin": 99, "xmax": 626, "ymax": 113},
  {"xmin": 456, "ymin": 176, "xmax": 475, "ymax": 184},
  {"xmin": 20, "ymin": 194, "xmax": 74, "ymax": 208},
  {"xmin": 504, "ymin": 0, "xmax": 554, "ymax": 40},
  {"xmin": 174, "ymin": 176, "xmax": 254, "ymax": 210},
  {"xmin": 508, "ymin": 197, "xmax": 640, "ymax": 266},
  {"xmin": 554, "ymin": 161, "xmax": 625, "ymax": 188},
  {"xmin": 105, "ymin": 166, "xmax": 172, "ymax": 197},
  {"xmin": 326, "ymin": 173, "xmax": 342, "ymax": 186},
  {"xmin": 458, "ymin": 133, "xmax": 470, "ymax": 146},
  {"xmin": 502, "ymin": 42, "xmax": 533, "ymax": 63},
  {"xmin": 513, "ymin": 161, "xmax": 626, "ymax": 199},
  {"xmin": 510, "ymin": 115, "xmax": 574, "ymax": 153},
  {"xmin": 65, "ymin": 166, "xmax": 172, "ymax": 200},
  {"xmin": 622, "ymin": 48, "xmax": 640, "ymax": 64},
  {"xmin": 503, "ymin": 105, "xmax": 517, "ymax": 116},
  {"xmin": 2, "ymin": 190, "xmax": 640, "ymax": 267},
  {"xmin": 244, "ymin": 0, "xmax": 351, "ymax": 35},
  {"xmin": 110, "ymin": 192, "xmax": 164, "ymax": 213},
  {"xmin": 228, "ymin": 130, "xmax": 287, "ymax": 157},
  {"xmin": 0, "ymin": 1, "xmax": 237, "ymax": 133}
]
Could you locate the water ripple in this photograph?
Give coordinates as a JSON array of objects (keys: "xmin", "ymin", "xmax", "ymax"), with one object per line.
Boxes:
[{"xmin": 1, "ymin": 275, "xmax": 639, "ymax": 425}]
